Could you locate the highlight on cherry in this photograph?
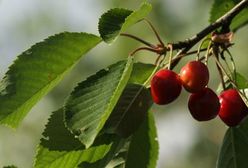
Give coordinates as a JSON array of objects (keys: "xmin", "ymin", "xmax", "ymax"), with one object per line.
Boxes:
[
  {"xmin": 1, "ymin": 1, "xmax": 248, "ymax": 167},
  {"xmin": 122, "ymin": 19, "xmax": 248, "ymax": 127}
]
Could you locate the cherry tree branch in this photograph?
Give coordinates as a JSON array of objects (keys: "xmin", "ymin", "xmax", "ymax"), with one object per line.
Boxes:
[
  {"xmin": 170, "ymin": 0, "xmax": 248, "ymax": 68},
  {"xmin": 171, "ymin": 0, "xmax": 248, "ymax": 50}
]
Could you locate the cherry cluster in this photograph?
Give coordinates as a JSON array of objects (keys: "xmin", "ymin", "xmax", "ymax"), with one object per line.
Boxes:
[
  {"xmin": 120, "ymin": 19, "xmax": 248, "ymax": 127},
  {"xmin": 151, "ymin": 61, "xmax": 248, "ymax": 127}
]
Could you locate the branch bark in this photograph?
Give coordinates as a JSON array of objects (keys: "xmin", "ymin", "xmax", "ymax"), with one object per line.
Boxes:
[
  {"xmin": 170, "ymin": 0, "xmax": 248, "ymax": 68},
  {"xmin": 171, "ymin": 0, "xmax": 248, "ymax": 51}
]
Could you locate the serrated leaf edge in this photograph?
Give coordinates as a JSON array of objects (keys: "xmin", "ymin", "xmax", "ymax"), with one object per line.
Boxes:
[
  {"xmin": 65, "ymin": 57, "xmax": 134, "ymax": 148},
  {"xmin": 0, "ymin": 32, "xmax": 101, "ymax": 128},
  {"xmin": 98, "ymin": 2, "xmax": 152, "ymax": 44}
]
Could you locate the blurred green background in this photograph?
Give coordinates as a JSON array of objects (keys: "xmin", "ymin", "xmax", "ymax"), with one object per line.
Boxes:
[{"xmin": 0, "ymin": 0, "xmax": 247, "ymax": 167}]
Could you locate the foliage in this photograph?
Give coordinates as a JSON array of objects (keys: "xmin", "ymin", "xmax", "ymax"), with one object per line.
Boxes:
[
  {"xmin": 0, "ymin": 0, "xmax": 248, "ymax": 167},
  {"xmin": 0, "ymin": 33, "xmax": 101, "ymax": 128},
  {"xmin": 210, "ymin": 0, "xmax": 248, "ymax": 31}
]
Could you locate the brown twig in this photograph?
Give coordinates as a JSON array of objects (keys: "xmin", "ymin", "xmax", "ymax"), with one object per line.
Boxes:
[
  {"xmin": 143, "ymin": 19, "xmax": 165, "ymax": 47},
  {"xmin": 171, "ymin": 0, "xmax": 248, "ymax": 50},
  {"xmin": 120, "ymin": 33, "xmax": 156, "ymax": 48},
  {"xmin": 129, "ymin": 47, "xmax": 158, "ymax": 56},
  {"xmin": 170, "ymin": 0, "xmax": 248, "ymax": 68}
]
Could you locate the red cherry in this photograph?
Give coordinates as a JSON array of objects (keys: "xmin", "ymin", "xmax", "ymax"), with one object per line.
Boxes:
[
  {"xmin": 188, "ymin": 88, "xmax": 220, "ymax": 121},
  {"xmin": 151, "ymin": 69, "xmax": 182, "ymax": 105},
  {"xmin": 180, "ymin": 61, "xmax": 209, "ymax": 93},
  {"xmin": 219, "ymin": 89, "xmax": 248, "ymax": 126}
]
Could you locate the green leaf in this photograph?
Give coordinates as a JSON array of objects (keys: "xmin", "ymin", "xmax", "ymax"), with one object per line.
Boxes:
[
  {"xmin": 98, "ymin": 2, "xmax": 152, "ymax": 43},
  {"xmin": 80, "ymin": 63, "xmax": 155, "ymax": 167},
  {"xmin": 0, "ymin": 32, "xmax": 101, "ymax": 128},
  {"xmin": 40, "ymin": 109, "xmax": 83, "ymax": 151},
  {"xmin": 105, "ymin": 151, "xmax": 126, "ymax": 168},
  {"xmin": 231, "ymin": 8, "xmax": 248, "ymax": 31},
  {"xmin": 217, "ymin": 117, "xmax": 248, "ymax": 168},
  {"xmin": 104, "ymin": 84, "xmax": 152, "ymax": 138},
  {"xmin": 128, "ymin": 63, "xmax": 155, "ymax": 85},
  {"xmin": 210, "ymin": 0, "xmax": 235, "ymax": 23},
  {"xmin": 234, "ymin": 72, "xmax": 248, "ymax": 89},
  {"xmin": 78, "ymin": 95, "xmax": 156, "ymax": 168},
  {"xmin": 125, "ymin": 111, "xmax": 159, "ymax": 168},
  {"xmin": 67, "ymin": 63, "xmax": 153, "ymax": 167},
  {"xmin": 121, "ymin": 2, "xmax": 152, "ymax": 35},
  {"xmin": 209, "ymin": 0, "xmax": 248, "ymax": 31},
  {"xmin": 98, "ymin": 9, "xmax": 132, "ymax": 43},
  {"xmin": 3, "ymin": 166, "xmax": 18, "ymax": 168},
  {"xmin": 65, "ymin": 58, "xmax": 133, "ymax": 148},
  {"xmin": 216, "ymin": 72, "xmax": 248, "ymax": 94},
  {"xmin": 35, "ymin": 109, "xmax": 114, "ymax": 168},
  {"xmin": 78, "ymin": 137, "xmax": 126, "ymax": 168},
  {"xmin": 35, "ymin": 147, "xmax": 112, "ymax": 168}
]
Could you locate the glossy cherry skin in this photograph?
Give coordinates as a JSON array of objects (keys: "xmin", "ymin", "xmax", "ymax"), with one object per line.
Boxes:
[
  {"xmin": 151, "ymin": 69, "xmax": 182, "ymax": 105},
  {"xmin": 188, "ymin": 88, "xmax": 220, "ymax": 121},
  {"xmin": 219, "ymin": 89, "xmax": 248, "ymax": 127},
  {"xmin": 180, "ymin": 61, "xmax": 209, "ymax": 93}
]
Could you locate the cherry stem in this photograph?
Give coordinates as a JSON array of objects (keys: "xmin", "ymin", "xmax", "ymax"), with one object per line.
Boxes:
[
  {"xmin": 143, "ymin": 64, "xmax": 161, "ymax": 88},
  {"xmin": 155, "ymin": 54, "xmax": 165, "ymax": 66},
  {"xmin": 241, "ymin": 89, "xmax": 248, "ymax": 100},
  {"xmin": 160, "ymin": 47, "xmax": 209, "ymax": 69},
  {"xmin": 213, "ymin": 46, "xmax": 226, "ymax": 90},
  {"xmin": 240, "ymin": 91, "xmax": 248, "ymax": 108},
  {"xmin": 217, "ymin": 64, "xmax": 226, "ymax": 90},
  {"xmin": 219, "ymin": 48, "xmax": 234, "ymax": 79},
  {"xmin": 225, "ymin": 48, "xmax": 237, "ymax": 80},
  {"xmin": 214, "ymin": 57, "xmax": 233, "ymax": 85},
  {"xmin": 220, "ymin": 48, "xmax": 246, "ymax": 103},
  {"xmin": 130, "ymin": 47, "xmax": 158, "ymax": 56},
  {"xmin": 143, "ymin": 19, "xmax": 165, "ymax": 47},
  {"xmin": 120, "ymin": 33, "xmax": 156, "ymax": 48},
  {"xmin": 204, "ymin": 41, "xmax": 212, "ymax": 65},
  {"xmin": 167, "ymin": 44, "xmax": 173, "ymax": 70},
  {"xmin": 197, "ymin": 38, "xmax": 211, "ymax": 61},
  {"xmin": 179, "ymin": 48, "xmax": 208, "ymax": 58},
  {"xmin": 223, "ymin": 57, "xmax": 233, "ymax": 77},
  {"xmin": 169, "ymin": 0, "xmax": 248, "ymax": 69}
]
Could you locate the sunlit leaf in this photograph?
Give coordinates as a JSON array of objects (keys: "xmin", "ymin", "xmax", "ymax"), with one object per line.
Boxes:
[
  {"xmin": 98, "ymin": 2, "xmax": 152, "ymax": 43},
  {"xmin": 39, "ymin": 109, "xmax": 82, "ymax": 151},
  {"xmin": 35, "ymin": 109, "xmax": 114, "ymax": 168},
  {"xmin": 78, "ymin": 137, "xmax": 126, "ymax": 168},
  {"xmin": 234, "ymin": 72, "xmax": 248, "ymax": 89},
  {"xmin": 128, "ymin": 63, "xmax": 155, "ymax": 85},
  {"xmin": 65, "ymin": 58, "xmax": 133, "ymax": 148},
  {"xmin": 105, "ymin": 151, "xmax": 126, "ymax": 168},
  {"xmin": 0, "ymin": 32, "xmax": 101, "ymax": 128},
  {"xmin": 217, "ymin": 117, "xmax": 248, "ymax": 168},
  {"xmin": 104, "ymin": 84, "xmax": 152, "ymax": 138},
  {"xmin": 125, "ymin": 111, "xmax": 159, "ymax": 168},
  {"xmin": 216, "ymin": 72, "xmax": 248, "ymax": 94},
  {"xmin": 210, "ymin": 0, "xmax": 248, "ymax": 31}
]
